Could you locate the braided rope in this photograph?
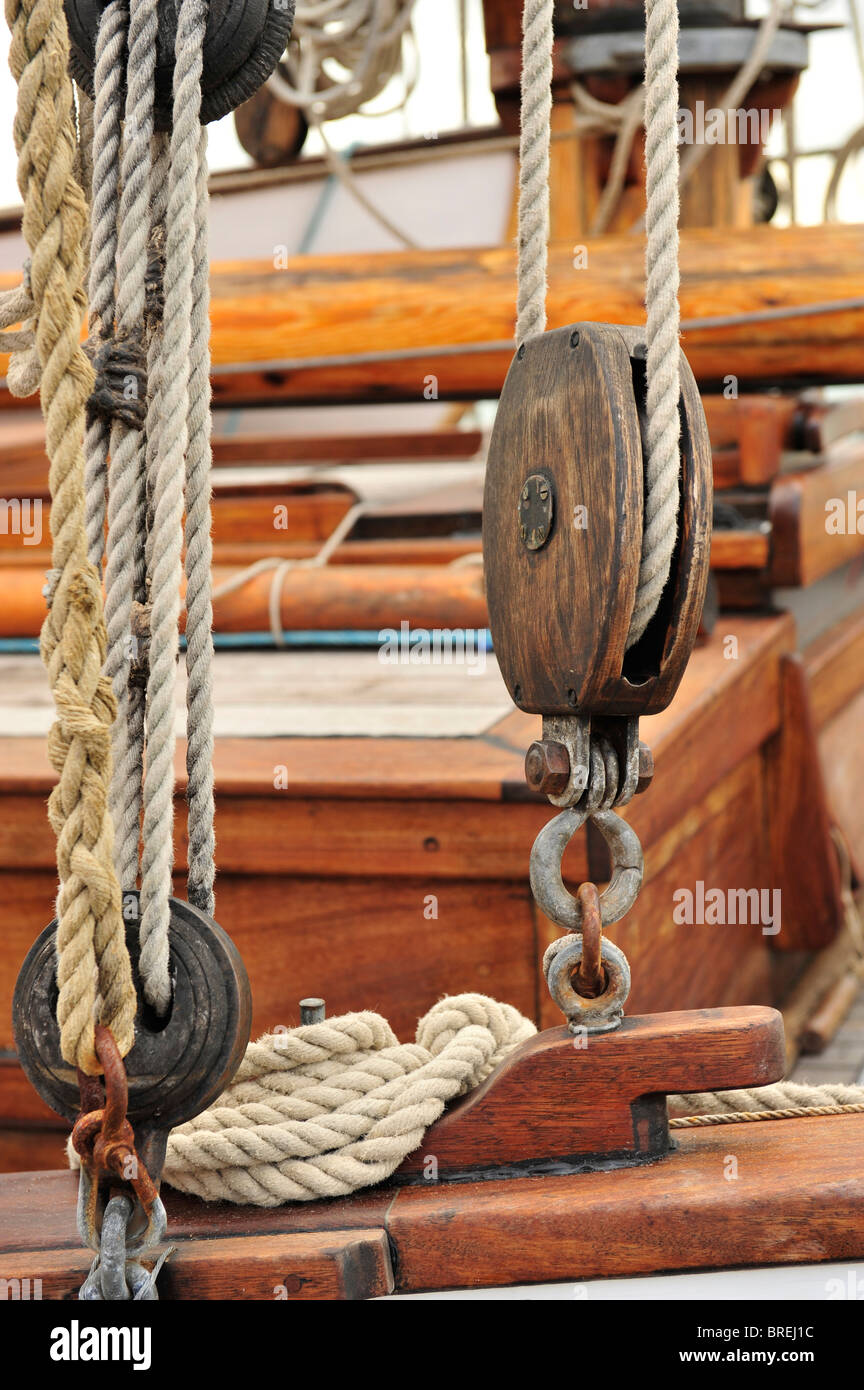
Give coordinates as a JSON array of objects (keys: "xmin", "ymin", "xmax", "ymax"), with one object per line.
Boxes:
[
  {"xmin": 162, "ymin": 995, "xmax": 536, "ymax": 1206},
  {"xmin": 515, "ymin": 0, "xmax": 553, "ymax": 346},
  {"xmin": 139, "ymin": 0, "xmax": 208, "ymax": 1012},
  {"xmin": 6, "ymin": 0, "xmax": 135, "ymax": 1072}
]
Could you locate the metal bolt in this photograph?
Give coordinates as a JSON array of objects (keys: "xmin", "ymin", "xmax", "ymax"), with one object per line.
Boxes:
[
  {"xmin": 300, "ymin": 998, "xmax": 326, "ymax": 1025},
  {"xmin": 520, "ymin": 524, "xmax": 527, "ymax": 540},
  {"xmin": 636, "ymin": 742, "xmax": 654, "ymax": 795},
  {"xmin": 525, "ymin": 740, "xmax": 571, "ymax": 795}
]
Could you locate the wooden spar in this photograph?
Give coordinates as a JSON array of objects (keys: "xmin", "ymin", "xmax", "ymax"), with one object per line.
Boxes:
[
  {"xmin": 0, "ymin": 536, "xmax": 768, "ymax": 638},
  {"xmin": 2, "ymin": 225, "xmax": 864, "ymax": 407}
]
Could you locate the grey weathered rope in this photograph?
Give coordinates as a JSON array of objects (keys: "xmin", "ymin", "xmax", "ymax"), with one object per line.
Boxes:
[
  {"xmin": 139, "ymin": 0, "xmax": 208, "ymax": 1011},
  {"xmin": 184, "ymin": 125, "xmax": 216, "ymax": 917},
  {"xmin": 627, "ymin": 0, "xmax": 681, "ymax": 648},
  {"xmin": 84, "ymin": 1, "xmax": 125, "ymax": 570},
  {"xmin": 515, "ymin": 0, "xmax": 553, "ymax": 346},
  {"xmin": 101, "ymin": 0, "xmax": 157, "ymax": 894}
]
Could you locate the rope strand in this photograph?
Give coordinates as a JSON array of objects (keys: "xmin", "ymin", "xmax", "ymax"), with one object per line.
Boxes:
[{"xmin": 6, "ymin": 0, "xmax": 135, "ymax": 1072}]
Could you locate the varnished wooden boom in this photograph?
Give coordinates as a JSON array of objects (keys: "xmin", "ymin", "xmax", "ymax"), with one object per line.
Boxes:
[{"xmin": 1, "ymin": 225, "xmax": 863, "ymax": 406}]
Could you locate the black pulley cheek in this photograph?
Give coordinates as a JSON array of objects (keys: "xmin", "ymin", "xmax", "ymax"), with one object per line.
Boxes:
[{"xmin": 64, "ymin": 0, "xmax": 296, "ymax": 130}]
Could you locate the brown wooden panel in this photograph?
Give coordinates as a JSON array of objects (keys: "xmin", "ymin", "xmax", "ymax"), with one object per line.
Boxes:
[
  {"xmin": 770, "ymin": 441, "xmax": 864, "ymax": 588},
  {"xmin": 397, "ymin": 1007, "xmax": 784, "ymax": 1176},
  {"xmin": 4, "ymin": 1114, "xmax": 863, "ymax": 1296},
  {"xmin": 4, "ymin": 227, "xmax": 864, "ymax": 407},
  {"xmin": 763, "ymin": 654, "xmax": 843, "ymax": 950},
  {"xmin": 819, "ymin": 693, "xmax": 864, "ymax": 883},
  {"xmin": 0, "ymin": 1169, "xmax": 396, "ymax": 1253},
  {"xmin": 0, "ymin": 874, "xmax": 540, "ymax": 1055},
  {"xmin": 387, "ymin": 1114, "xmax": 864, "ymax": 1292},
  {"xmin": 805, "ymin": 606, "xmax": 864, "ymax": 730},
  {"xmin": 0, "ymin": 1229, "xmax": 393, "ymax": 1301}
]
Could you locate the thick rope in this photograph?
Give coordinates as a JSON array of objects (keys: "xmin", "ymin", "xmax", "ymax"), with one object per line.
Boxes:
[
  {"xmin": 83, "ymin": 0, "xmax": 124, "ymax": 570},
  {"xmin": 103, "ymin": 0, "xmax": 158, "ymax": 894},
  {"xmin": 99, "ymin": 994, "xmax": 861, "ymax": 1205},
  {"xmin": 162, "ymin": 995, "xmax": 536, "ymax": 1206},
  {"xmin": 139, "ymin": 0, "xmax": 208, "ymax": 1012},
  {"xmin": 669, "ymin": 1079, "xmax": 864, "ymax": 1126},
  {"xmin": 6, "ymin": 0, "xmax": 135, "ymax": 1072},
  {"xmin": 184, "ymin": 126, "xmax": 216, "ymax": 918},
  {"xmin": 515, "ymin": 0, "xmax": 553, "ymax": 346},
  {"xmin": 627, "ymin": 0, "xmax": 681, "ymax": 648}
]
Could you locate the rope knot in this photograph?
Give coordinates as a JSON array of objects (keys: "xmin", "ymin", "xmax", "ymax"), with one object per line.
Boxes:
[{"xmin": 86, "ymin": 328, "xmax": 148, "ymax": 429}]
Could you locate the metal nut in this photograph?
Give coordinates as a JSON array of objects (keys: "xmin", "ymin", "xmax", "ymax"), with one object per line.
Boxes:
[
  {"xmin": 636, "ymin": 742, "xmax": 654, "ymax": 795},
  {"xmin": 525, "ymin": 740, "xmax": 571, "ymax": 795}
]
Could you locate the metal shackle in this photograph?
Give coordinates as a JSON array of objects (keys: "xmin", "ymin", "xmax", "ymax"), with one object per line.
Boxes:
[
  {"xmin": 529, "ymin": 807, "xmax": 643, "ymax": 931},
  {"xmin": 543, "ymin": 933, "xmax": 632, "ymax": 1035}
]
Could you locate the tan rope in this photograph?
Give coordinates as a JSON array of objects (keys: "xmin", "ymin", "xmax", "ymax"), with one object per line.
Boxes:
[
  {"xmin": 6, "ymin": 0, "xmax": 135, "ymax": 1073},
  {"xmin": 671, "ymin": 1102, "xmax": 864, "ymax": 1128}
]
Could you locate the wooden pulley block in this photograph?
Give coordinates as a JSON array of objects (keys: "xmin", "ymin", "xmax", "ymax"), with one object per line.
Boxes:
[
  {"xmin": 65, "ymin": 0, "xmax": 295, "ymax": 129},
  {"xmin": 483, "ymin": 323, "xmax": 712, "ymax": 718}
]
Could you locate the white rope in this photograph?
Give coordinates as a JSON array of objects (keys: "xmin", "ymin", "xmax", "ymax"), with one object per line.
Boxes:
[
  {"xmin": 627, "ymin": 0, "xmax": 682, "ymax": 648},
  {"xmin": 139, "ymin": 0, "xmax": 209, "ymax": 1011},
  {"xmin": 515, "ymin": 0, "xmax": 554, "ymax": 346},
  {"xmin": 103, "ymin": 0, "xmax": 158, "ymax": 893},
  {"xmin": 266, "ymin": 0, "xmax": 417, "ymax": 123},
  {"xmin": 514, "ymin": 0, "xmax": 682, "ymax": 645},
  {"xmin": 184, "ymin": 127, "xmax": 216, "ymax": 917}
]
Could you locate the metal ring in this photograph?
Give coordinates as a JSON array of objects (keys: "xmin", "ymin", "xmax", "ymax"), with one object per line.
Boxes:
[
  {"xmin": 543, "ymin": 934, "xmax": 632, "ymax": 1034},
  {"xmin": 529, "ymin": 807, "xmax": 643, "ymax": 930},
  {"xmin": 77, "ymin": 1165, "xmax": 167, "ymax": 1258}
]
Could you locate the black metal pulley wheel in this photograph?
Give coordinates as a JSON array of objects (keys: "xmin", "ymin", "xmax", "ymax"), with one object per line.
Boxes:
[
  {"xmin": 65, "ymin": 0, "xmax": 296, "ymax": 129},
  {"xmin": 12, "ymin": 892, "xmax": 252, "ymax": 1175}
]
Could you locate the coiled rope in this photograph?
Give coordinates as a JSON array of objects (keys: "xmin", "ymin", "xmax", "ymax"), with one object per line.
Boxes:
[
  {"xmin": 161, "ymin": 996, "xmax": 536, "ymax": 1206},
  {"xmin": 267, "ymin": 0, "xmax": 417, "ymax": 123}
]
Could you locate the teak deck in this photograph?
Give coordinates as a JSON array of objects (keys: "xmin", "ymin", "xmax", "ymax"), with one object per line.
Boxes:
[{"xmin": 2, "ymin": 1114, "xmax": 862, "ymax": 1298}]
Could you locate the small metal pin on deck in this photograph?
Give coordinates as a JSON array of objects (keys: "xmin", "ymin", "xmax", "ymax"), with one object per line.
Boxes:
[{"xmin": 300, "ymin": 998, "xmax": 326, "ymax": 1025}]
